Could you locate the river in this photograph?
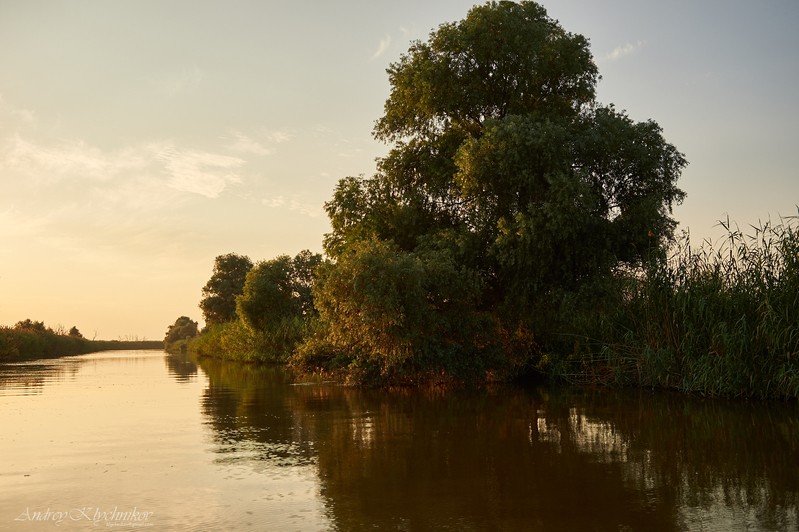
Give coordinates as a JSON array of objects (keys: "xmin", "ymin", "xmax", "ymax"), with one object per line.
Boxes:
[{"xmin": 1, "ymin": 349, "xmax": 797, "ymax": 531}]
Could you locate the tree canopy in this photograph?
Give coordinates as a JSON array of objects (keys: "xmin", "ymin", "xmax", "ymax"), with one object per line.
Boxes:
[
  {"xmin": 309, "ymin": 0, "xmax": 686, "ymax": 383},
  {"xmin": 164, "ymin": 316, "xmax": 199, "ymax": 344},
  {"xmin": 199, "ymin": 253, "xmax": 254, "ymax": 326},
  {"xmin": 236, "ymin": 250, "xmax": 323, "ymax": 333}
]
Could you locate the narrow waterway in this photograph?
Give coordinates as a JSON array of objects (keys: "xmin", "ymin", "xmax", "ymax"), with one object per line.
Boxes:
[{"xmin": 1, "ymin": 350, "xmax": 797, "ymax": 531}]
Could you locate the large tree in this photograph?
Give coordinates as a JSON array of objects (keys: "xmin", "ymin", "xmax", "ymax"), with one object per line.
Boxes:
[
  {"xmin": 199, "ymin": 253, "xmax": 253, "ymax": 326},
  {"xmin": 310, "ymin": 0, "xmax": 686, "ymax": 382},
  {"xmin": 325, "ymin": 0, "xmax": 685, "ymax": 308}
]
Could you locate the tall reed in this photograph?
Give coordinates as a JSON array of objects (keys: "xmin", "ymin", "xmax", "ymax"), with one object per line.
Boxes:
[{"xmin": 549, "ymin": 210, "xmax": 799, "ymax": 399}]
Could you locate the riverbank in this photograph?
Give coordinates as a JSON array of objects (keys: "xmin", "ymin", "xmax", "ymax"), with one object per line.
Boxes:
[
  {"xmin": 0, "ymin": 326, "xmax": 162, "ymax": 362},
  {"xmin": 178, "ymin": 214, "xmax": 799, "ymax": 400}
]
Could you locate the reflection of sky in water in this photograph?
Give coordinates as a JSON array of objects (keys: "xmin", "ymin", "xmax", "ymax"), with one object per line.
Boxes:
[
  {"xmin": 0, "ymin": 359, "xmax": 83, "ymax": 396},
  {"xmin": 0, "ymin": 350, "xmax": 329, "ymax": 531},
  {"xmin": 533, "ymin": 407, "xmax": 629, "ymax": 460}
]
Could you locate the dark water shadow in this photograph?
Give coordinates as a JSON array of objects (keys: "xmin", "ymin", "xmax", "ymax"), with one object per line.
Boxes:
[{"xmin": 194, "ymin": 356, "xmax": 799, "ymax": 531}]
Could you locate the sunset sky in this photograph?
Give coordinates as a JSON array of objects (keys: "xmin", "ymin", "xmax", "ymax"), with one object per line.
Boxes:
[{"xmin": 1, "ymin": 0, "xmax": 797, "ymax": 340}]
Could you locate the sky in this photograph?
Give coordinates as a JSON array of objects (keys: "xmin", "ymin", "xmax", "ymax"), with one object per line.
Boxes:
[{"xmin": 1, "ymin": 0, "xmax": 797, "ymax": 340}]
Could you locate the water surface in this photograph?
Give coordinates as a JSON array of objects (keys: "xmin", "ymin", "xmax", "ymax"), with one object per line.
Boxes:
[{"xmin": 1, "ymin": 350, "xmax": 797, "ymax": 530}]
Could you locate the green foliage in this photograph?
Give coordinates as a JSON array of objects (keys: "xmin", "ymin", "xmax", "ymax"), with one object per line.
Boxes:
[
  {"xmin": 236, "ymin": 251, "xmax": 322, "ymax": 328},
  {"xmin": 226, "ymin": 250, "xmax": 323, "ymax": 361},
  {"xmin": 375, "ymin": 0, "xmax": 597, "ymax": 143},
  {"xmin": 237, "ymin": 256, "xmax": 296, "ymax": 332},
  {"xmin": 189, "ymin": 321, "xmax": 262, "ymax": 362},
  {"xmin": 199, "ymin": 253, "xmax": 253, "ymax": 326},
  {"xmin": 297, "ymin": 237, "xmax": 530, "ymax": 385},
  {"xmin": 309, "ymin": 1, "xmax": 685, "ymax": 385},
  {"xmin": 15, "ymin": 319, "xmax": 49, "ymax": 333},
  {"xmin": 544, "ymin": 213, "xmax": 799, "ymax": 399},
  {"xmin": 1, "ymin": 321, "xmax": 161, "ymax": 361},
  {"xmin": 164, "ymin": 316, "xmax": 199, "ymax": 345},
  {"xmin": 190, "ymin": 251, "xmax": 323, "ymax": 364},
  {"xmin": 188, "ymin": 2, "xmax": 795, "ymax": 399}
]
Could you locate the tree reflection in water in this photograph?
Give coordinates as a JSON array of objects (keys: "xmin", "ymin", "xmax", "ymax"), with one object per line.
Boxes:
[
  {"xmin": 164, "ymin": 351, "xmax": 199, "ymax": 383},
  {"xmin": 196, "ymin": 356, "xmax": 798, "ymax": 531}
]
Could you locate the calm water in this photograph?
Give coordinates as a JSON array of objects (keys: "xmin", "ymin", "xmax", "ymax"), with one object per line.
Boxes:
[{"xmin": 1, "ymin": 350, "xmax": 797, "ymax": 531}]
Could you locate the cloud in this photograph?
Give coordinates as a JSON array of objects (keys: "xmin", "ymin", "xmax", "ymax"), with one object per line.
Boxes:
[
  {"xmin": 151, "ymin": 66, "xmax": 205, "ymax": 96},
  {"xmin": 262, "ymin": 196, "xmax": 286, "ymax": 208},
  {"xmin": 371, "ymin": 34, "xmax": 392, "ymax": 60},
  {"xmin": 604, "ymin": 40, "xmax": 646, "ymax": 61},
  {"xmin": 0, "ymin": 93, "xmax": 36, "ymax": 128},
  {"xmin": 261, "ymin": 195, "xmax": 320, "ymax": 218},
  {"xmin": 1, "ymin": 135, "xmax": 245, "ymax": 199},
  {"xmin": 0, "ymin": 206, "xmax": 60, "ymax": 239},
  {"xmin": 266, "ymin": 130, "xmax": 293, "ymax": 144},
  {"xmin": 288, "ymin": 198, "xmax": 321, "ymax": 218},
  {"xmin": 224, "ymin": 131, "xmax": 273, "ymax": 156},
  {"xmin": 156, "ymin": 144, "xmax": 244, "ymax": 198},
  {"xmin": 2, "ymin": 135, "xmax": 147, "ymax": 184},
  {"xmin": 222, "ymin": 129, "xmax": 293, "ymax": 156}
]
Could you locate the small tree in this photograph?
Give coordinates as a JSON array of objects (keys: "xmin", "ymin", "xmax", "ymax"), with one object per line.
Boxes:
[
  {"xmin": 199, "ymin": 253, "xmax": 253, "ymax": 326},
  {"xmin": 68, "ymin": 326, "xmax": 83, "ymax": 338},
  {"xmin": 164, "ymin": 316, "xmax": 199, "ymax": 344},
  {"xmin": 236, "ymin": 250, "xmax": 324, "ymax": 332},
  {"xmin": 235, "ymin": 250, "xmax": 323, "ymax": 358}
]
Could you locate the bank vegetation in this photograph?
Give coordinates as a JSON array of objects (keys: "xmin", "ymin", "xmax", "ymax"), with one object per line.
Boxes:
[
  {"xmin": 0, "ymin": 320, "xmax": 162, "ymax": 362},
  {"xmin": 172, "ymin": 1, "xmax": 798, "ymax": 399}
]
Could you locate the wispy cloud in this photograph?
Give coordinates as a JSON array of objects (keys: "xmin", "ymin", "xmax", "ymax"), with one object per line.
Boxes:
[
  {"xmin": 156, "ymin": 144, "xmax": 244, "ymax": 198},
  {"xmin": 1, "ymin": 135, "xmax": 245, "ymax": 199},
  {"xmin": 0, "ymin": 93, "xmax": 37, "ymax": 128},
  {"xmin": 222, "ymin": 129, "xmax": 294, "ymax": 156},
  {"xmin": 2, "ymin": 135, "xmax": 147, "ymax": 184},
  {"xmin": 604, "ymin": 40, "xmax": 646, "ymax": 61},
  {"xmin": 371, "ymin": 34, "xmax": 391, "ymax": 60},
  {"xmin": 261, "ymin": 195, "xmax": 320, "ymax": 218},
  {"xmin": 151, "ymin": 66, "xmax": 205, "ymax": 96},
  {"xmin": 262, "ymin": 196, "xmax": 286, "ymax": 208},
  {"xmin": 0, "ymin": 206, "xmax": 62, "ymax": 239},
  {"xmin": 288, "ymin": 198, "xmax": 321, "ymax": 218},
  {"xmin": 266, "ymin": 130, "xmax": 293, "ymax": 144},
  {"xmin": 224, "ymin": 131, "xmax": 273, "ymax": 156}
]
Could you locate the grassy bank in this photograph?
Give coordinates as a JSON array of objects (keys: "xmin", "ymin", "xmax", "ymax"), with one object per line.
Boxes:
[
  {"xmin": 0, "ymin": 326, "xmax": 163, "ymax": 362},
  {"xmin": 180, "ymin": 319, "xmax": 304, "ymax": 364}
]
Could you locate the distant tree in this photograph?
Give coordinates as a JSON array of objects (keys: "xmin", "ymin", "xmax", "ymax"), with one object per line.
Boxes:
[
  {"xmin": 237, "ymin": 256, "xmax": 296, "ymax": 333},
  {"xmin": 164, "ymin": 316, "xmax": 199, "ymax": 344},
  {"xmin": 14, "ymin": 319, "xmax": 48, "ymax": 333},
  {"xmin": 234, "ymin": 250, "xmax": 323, "ymax": 358},
  {"xmin": 291, "ymin": 249, "xmax": 324, "ymax": 316},
  {"xmin": 199, "ymin": 253, "xmax": 253, "ymax": 326},
  {"xmin": 236, "ymin": 250, "xmax": 324, "ymax": 333},
  {"xmin": 68, "ymin": 326, "xmax": 83, "ymax": 338}
]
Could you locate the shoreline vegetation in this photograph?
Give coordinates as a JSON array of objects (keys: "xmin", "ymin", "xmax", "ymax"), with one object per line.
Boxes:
[
  {"xmin": 161, "ymin": 1, "xmax": 797, "ymax": 399},
  {"xmin": 0, "ymin": 320, "xmax": 162, "ymax": 362},
  {"xmin": 168, "ymin": 216, "xmax": 799, "ymax": 400}
]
